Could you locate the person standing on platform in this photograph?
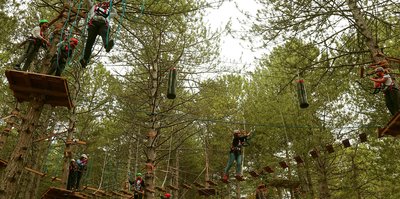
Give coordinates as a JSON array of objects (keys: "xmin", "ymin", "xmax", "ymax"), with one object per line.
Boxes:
[
  {"xmin": 75, "ymin": 154, "xmax": 88, "ymax": 190},
  {"xmin": 14, "ymin": 19, "xmax": 50, "ymax": 71},
  {"xmin": 129, "ymin": 172, "xmax": 145, "ymax": 199},
  {"xmin": 67, "ymin": 159, "xmax": 78, "ymax": 190}
]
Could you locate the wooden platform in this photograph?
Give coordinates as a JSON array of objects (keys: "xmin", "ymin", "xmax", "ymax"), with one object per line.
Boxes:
[
  {"xmin": 41, "ymin": 187, "xmax": 87, "ymax": 199},
  {"xmin": 5, "ymin": 70, "xmax": 73, "ymax": 109},
  {"xmin": 198, "ymin": 188, "xmax": 216, "ymax": 196},
  {"xmin": 378, "ymin": 111, "xmax": 400, "ymax": 137}
]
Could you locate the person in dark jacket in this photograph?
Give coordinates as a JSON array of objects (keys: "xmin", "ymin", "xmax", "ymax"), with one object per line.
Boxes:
[
  {"xmin": 67, "ymin": 159, "xmax": 78, "ymax": 190},
  {"xmin": 222, "ymin": 130, "xmax": 251, "ymax": 182},
  {"xmin": 48, "ymin": 37, "xmax": 79, "ymax": 76},
  {"xmin": 129, "ymin": 172, "xmax": 145, "ymax": 199}
]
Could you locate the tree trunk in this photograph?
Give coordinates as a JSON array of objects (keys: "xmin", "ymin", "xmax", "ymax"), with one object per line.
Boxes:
[
  {"xmin": 317, "ymin": 158, "xmax": 330, "ymax": 199},
  {"xmin": 304, "ymin": 154, "xmax": 315, "ymax": 198},
  {"xmin": 0, "ymin": 108, "xmax": 19, "ymax": 151},
  {"xmin": 0, "ymin": 97, "xmax": 45, "ymax": 198},
  {"xmin": 173, "ymin": 148, "xmax": 179, "ymax": 198},
  {"xmin": 61, "ymin": 113, "xmax": 76, "ymax": 188},
  {"xmin": 346, "ymin": 0, "xmax": 383, "ymax": 61}
]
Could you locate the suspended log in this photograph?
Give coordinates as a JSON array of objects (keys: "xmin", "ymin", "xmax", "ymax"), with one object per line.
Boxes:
[
  {"xmin": 297, "ymin": 79, "xmax": 309, "ymax": 108},
  {"xmin": 167, "ymin": 68, "xmax": 177, "ymax": 99},
  {"xmin": 5, "ymin": 70, "xmax": 73, "ymax": 109}
]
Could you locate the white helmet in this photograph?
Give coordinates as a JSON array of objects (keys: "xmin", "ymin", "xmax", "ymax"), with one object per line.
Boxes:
[
  {"xmin": 71, "ymin": 159, "xmax": 75, "ymax": 162},
  {"xmin": 81, "ymin": 154, "xmax": 88, "ymax": 159}
]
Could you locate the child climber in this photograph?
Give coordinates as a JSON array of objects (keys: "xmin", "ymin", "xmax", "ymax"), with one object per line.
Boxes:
[
  {"xmin": 369, "ymin": 67, "xmax": 400, "ymax": 115},
  {"xmin": 80, "ymin": 0, "xmax": 117, "ymax": 68},
  {"xmin": 14, "ymin": 19, "xmax": 50, "ymax": 71},
  {"xmin": 222, "ymin": 130, "xmax": 251, "ymax": 182},
  {"xmin": 48, "ymin": 37, "xmax": 79, "ymax": 76}
]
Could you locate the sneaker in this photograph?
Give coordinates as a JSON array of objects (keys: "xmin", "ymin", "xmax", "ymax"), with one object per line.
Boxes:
[
  {"xmin": 80, "ymin": 59, "xmax": 87, "ymax": 68},
  {"xmin": 105, "ymin": 39, "xmax": 114, "ymax": 53}
]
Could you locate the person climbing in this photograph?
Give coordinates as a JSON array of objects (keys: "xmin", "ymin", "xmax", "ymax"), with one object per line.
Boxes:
[
  {"xmin": 14, "ymin": 19, "xmax": 50, "ymax": 71},
  {"xmin": 129, "ymin": 172, "xmax": 145, "ymax": 199},
  {"xmin": 369, "ymin": 67, "xmax": 400, "ymax": 115},
  {"xmin": 75, "ymin": 154, "xmax": 88, "ymax": 190},
  {"xmin": 67, "ymin": 159, "xmax": 78, "ymax": 190},
  {"xmin": 222, "ymin": 130, "xmax": 251, "ymax": 182},
  {"xmin": 48, "ymin": 37, "xmax": 79, "ymax": 76},
  {"xmin": 161, "ymin": 193, "xmax": 172, "ymax": 199},
  {"xmin": 80, "ymin": 0, "xmax": 117, "ymax": 68}
]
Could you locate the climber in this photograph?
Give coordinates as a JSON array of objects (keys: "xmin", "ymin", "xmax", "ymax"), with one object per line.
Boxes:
[
  {"xmin": 48, "ymin": 37, "xmax": 79, "ymax": 76},
  {"xmin": 14, "ymin": 19, "xmax": 50, "ymax": 71},
  {"xmin": 75, "ymin": 154, "xmax": 88, "ymax": 190},
  {"xmin": 369, "ymin": 67, "xmax": 400, "ymax": 115},
  {"xmin": 129, "ymin": 172, "xmax": 145, "ymax": 199},
  {"xmin": 222, "ymin": 130, "xmax": 251, "ymax": 182},
  {"xmin": 80, "ymin": 0, "xmax": 117, "ymax": 68}
]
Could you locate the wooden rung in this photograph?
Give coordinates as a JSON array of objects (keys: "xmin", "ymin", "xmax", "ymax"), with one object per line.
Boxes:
[
  {"xmin": 206, "ymin": 180, "xmax": 218, "ymax": 186},
  {"xmin": 198, "ymin": 188, "xmax": 216, "ymax": 196},
  {"xmin": 155, "ymin": 186, "xmax": 166, "ymax": 192},
  {"xmin": 279, "ymin": 161, "xmax": 288, "ymax": 169},
  {"xmin": 166, "ymin": 185, "xmax": 179, "ymax": 191},
  {"xmin": 325, "ymin": 144, "xmax": 334, "ymax": 153},
  {"xmin": 0, "ymin": 159, "xmax": 7, "ymax": 167},
  {"xmin": 193, "ymin": 182, "xmax": 205, "ymax": 188},
  {"xmin": 249, "ymin": 170, "xmax": 260, "ymax": 177},
  {"xmin": 342, "ymin": 139, "xmax": 351, "ymax": 148},
  {"xmin": 263, "ymin": 166, "xmax": 274, "ymax": 173},
  {"xmin": 310, "ymin": 149, "xmax": 319, "ymax": 158},
  {"xmin": 294, "ymin": 156, "xmax": 304, "ymax": 164},
  {"xmin": 145, "ymin": 188, "xmax": 155, "ymax": 193},
  {"xmin": 359, "ymin": 133, "xmax": 367, "ymax": 142},
  {"xmin": 66, "ymin": 140, "xmax": 87, "ymax": 145},
  {"xmin": 182, "ymin": 183, "xmax": 192, "ymax": 189},
  {"xmin": 25, "ymin": 167, "xmax": 46, "ymax": 177}
]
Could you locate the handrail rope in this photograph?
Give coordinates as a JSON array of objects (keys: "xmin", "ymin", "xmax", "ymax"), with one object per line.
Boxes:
[
  {"xmin": 65, "ymin": 0, "xmax": 84, "ymax": 66},
  {"xmin": 56, "ymin": 0, "xmax": 75, "ymax": 68},
  {"xmin": 105, "ymin": 0, "xmax": 114, "ymax": 49},
  {"xmin": 113, "ymin": 0, "xmax": 127, "ymax": 43}
]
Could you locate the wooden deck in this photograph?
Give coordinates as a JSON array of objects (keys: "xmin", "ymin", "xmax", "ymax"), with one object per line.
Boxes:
[
  {"xmin": 378, "ymin": 111, "xmax": 400, "ymax": 137},
  {"xmin": 41, "ymin": 187, "xmax": 86, "ymax": 199},
  {"xmin": 5, "ymin": 70, "xmax": 73, "ymax": 109}
]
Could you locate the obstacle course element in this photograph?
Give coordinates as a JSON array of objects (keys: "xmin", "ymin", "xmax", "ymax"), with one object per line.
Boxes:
[
  {"xmin": 41, "ymin": 187, "xmax": 86, "ymax": 199},
  {"xmin": 378, "ymin": 111, "xmax": 400, "ymax": 137},
  {"xmin": 167, "ymin": 68, "xmax": 177, "ymax": 99},
  {"xmin": 5, "ymin": 70, "xmax": 73, "ymax": 109},
  {"xmin": 297, "ymin": 79, "xmax": 309, "ymax": 108},
  {"xmin": 198, "ymin": 188, "xmax": 217, "ymax": 196}
]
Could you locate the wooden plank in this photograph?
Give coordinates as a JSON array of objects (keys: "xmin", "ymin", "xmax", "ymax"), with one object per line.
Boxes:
[
  {"xmin": 279, "ymin": 161, "xmax": 288, "ymax": 169},
  {"xmin": 5, "ymin": 70, "xmax": 73, "ymax": 109},
  {"xmin": 41, "ymin": 187, "xmax": 87, "ymax": 199},
  {"xmin": 294, "ymin": 156, "xmax": 304, "ymax": 164},
  {"xmin": 198, "ymin": 188, "xmax": 216, "ymax": 196},
  {"xmin": 378, "ymin": 111, "xmax": 400, "ymax": 137}
]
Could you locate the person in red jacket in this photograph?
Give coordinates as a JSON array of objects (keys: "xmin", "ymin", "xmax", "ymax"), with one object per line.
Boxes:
[{"xmin": 48, "ymin": 37, "xmax": 79, "ymax": 76}]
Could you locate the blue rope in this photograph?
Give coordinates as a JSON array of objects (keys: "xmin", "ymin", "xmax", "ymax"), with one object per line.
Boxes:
[{"xmin": 105, "ymin": 0, "xmax": 114, "ymax": 49}]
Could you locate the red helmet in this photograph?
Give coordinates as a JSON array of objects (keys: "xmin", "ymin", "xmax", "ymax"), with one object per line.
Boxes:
[
  {"xmin": 70, "ymin": 38, "xmax": 79, "ymax": 46},
  {"xmin": 164, "ymin": 193, "xmax": 171, "ymax": 198}
]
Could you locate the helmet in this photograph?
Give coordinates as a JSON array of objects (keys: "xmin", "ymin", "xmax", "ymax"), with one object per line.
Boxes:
[
  {"xmin": 375, "ymin": 67, "xmax": 384, "ymax": 73},
  {"xmin": 81, "ymin": 154, "xmax": 88, "ymax": 159},
  {"xmin": 136, "ymin": 172, "xmax": 142, "ymax": 176},
  {"xmin": 70, "ymin": 38, "xmax": 79, "ymax": 46},
  {"xmin": 164, "ymin": 193, "xmax": 171, "ymax": 198},
  {"xmin": 71, "ymin": 159, "xmax": 75, "ymax": 162},
  {"xmin": 39, "ymin": 19, "xmax": 49, "ymax": 25}
]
